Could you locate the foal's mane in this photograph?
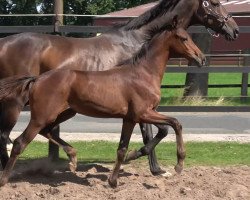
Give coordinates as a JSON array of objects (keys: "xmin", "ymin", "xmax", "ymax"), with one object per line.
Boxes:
[
  {"xmin": 122, "ymin": 0, "xmax": 180, "ymax": 31},
  {"xmin": 119, "ymin": 23, "xmax": 175, "ymax": 67}
]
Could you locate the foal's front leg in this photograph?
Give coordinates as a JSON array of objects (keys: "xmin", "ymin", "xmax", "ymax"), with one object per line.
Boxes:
[
  {"xmin": 108, "ymin": 119, "xmax": 136, "ymax": 188},
  {"xmin": 127, "ymin": 110, "xmax": 185, "ymax": 174}
]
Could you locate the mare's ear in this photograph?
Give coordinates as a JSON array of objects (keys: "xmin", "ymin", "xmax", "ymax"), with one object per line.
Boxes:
[{"xmin": 172, "ymin": 15, "xmax": 178, "ymax": 29}]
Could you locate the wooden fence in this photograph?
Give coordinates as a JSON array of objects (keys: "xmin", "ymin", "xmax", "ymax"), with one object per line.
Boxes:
[
  {"xmin": 0, "ymin": 25, "xmax": 249, "ymax": 160},
  {"xmin": 0, "ymin": 25, "xmax": 250, "ymax": 34}
]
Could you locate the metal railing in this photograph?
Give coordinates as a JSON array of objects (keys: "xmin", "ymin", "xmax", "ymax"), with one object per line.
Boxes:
[{"xmin": 0, "ymin": 24, "xmax": 249, "ymax": 113}]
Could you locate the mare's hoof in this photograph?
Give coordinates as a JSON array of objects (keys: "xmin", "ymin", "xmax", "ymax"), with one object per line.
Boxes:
[
  {"xmin": 174, "ymin": 164, "xmax": 183, "ymax": 174},
  {"xmin": 69, "ymin": 162, "xmax": 77, "ymax": 173},
  {"xmin": 124, "ymin": 150, "xmax": 138, "ymax": 162},
  {"xmin": 151, "ymin": 168, "xmax": 166, "ymax": 176},
  {"xmin": 108, "ymin": 178, "xmax": 117, "ymax": 188}
]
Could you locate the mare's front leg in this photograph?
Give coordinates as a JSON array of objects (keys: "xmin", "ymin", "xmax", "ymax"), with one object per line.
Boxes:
[
  {"xmin": 139, "ymin": 123, "xmax": 166, "ymax": 175},
  {"xmin": 0, "ymin": 100, "xmax": 23, "ymax": 169},
  {"xmin": 0, "ymin": 121, "xmax": 42, "ymax": 186},
  {"xmin": 108, "ymin": 119, "xmax": 136, "ymax": 188},
  {"xmin": 127, "ymin": 110, "xmax": 185, "ymax": 174}
]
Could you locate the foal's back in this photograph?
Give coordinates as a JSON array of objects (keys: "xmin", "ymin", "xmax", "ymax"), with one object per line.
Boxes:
[{"xmin": 30, "ymin": 68, "xmax": 133, "ymax": 119}]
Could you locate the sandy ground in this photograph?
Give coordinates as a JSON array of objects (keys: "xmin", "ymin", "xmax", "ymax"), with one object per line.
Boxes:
[
  {"xmin": 2, "ymin": 132, "xmax": 249, "ymax": 199},
  {"xmin": 0, "ymin": 160, "xmax": 249, "ymax": 200}
]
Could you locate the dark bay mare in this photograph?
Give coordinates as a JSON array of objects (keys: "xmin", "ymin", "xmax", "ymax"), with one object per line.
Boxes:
[
  {"xmin": 0, "ymin": 25, "xmax": 205, "ymax": 187},
  {"xmin": 0, "ymin": 0, "xmax": 239, "ymax": 173}
]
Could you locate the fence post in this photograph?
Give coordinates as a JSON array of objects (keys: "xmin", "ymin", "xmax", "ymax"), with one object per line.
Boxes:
[
  {"xmin": 54, "ymin": 0, "xmax": 63, "ymax": 33},
  {"xmin": 241, "ymin": 49, "xmax": 250, "ymax": 102},
  {"xmin": 183, "ymin": 32, "xmax": 211, "ymax": 98},
  {"xmin": 48, "ymin": 0, "xmax": 64, "ymax": 161}
]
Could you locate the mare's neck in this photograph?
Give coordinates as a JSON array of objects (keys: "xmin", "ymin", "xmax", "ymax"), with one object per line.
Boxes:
[{"xmin": 99, "ymin": 0, "xmax": 198, "ymax": 68}]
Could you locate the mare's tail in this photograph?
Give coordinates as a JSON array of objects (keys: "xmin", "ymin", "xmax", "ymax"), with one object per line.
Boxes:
[{"xmin": 0, "ymin": 76, "xmax": 37, "ymax": 103}]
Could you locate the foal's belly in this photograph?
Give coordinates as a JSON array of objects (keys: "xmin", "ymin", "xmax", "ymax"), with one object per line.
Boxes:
[{"xmin": 69, "ymin": 101, "xmax": 128, "ymax": 119}]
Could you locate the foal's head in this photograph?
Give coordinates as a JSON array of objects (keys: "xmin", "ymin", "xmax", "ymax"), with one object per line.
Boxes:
[{"xmin": 168, "ymin": 28, "xmax": 206, "ymax": 67}]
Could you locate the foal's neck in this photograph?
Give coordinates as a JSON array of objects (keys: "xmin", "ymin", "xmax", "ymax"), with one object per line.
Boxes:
[{"xmin": 137, "ymin": 31, "xmax": 172, "ymax": 82}]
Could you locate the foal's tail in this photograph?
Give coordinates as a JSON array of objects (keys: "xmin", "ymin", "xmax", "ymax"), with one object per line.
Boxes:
[{"xmin": 0, "ymin": 76, "xmax": 37, "ymax": 103}]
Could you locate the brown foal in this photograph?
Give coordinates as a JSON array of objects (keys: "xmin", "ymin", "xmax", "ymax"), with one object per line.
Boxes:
[
  {"xmin": 0, "ymin": 0, "xmax": 239, "ymax": 175},
  {"xmin": 0, "ymin": 26, "xmax": 205, "ymax": 187}
]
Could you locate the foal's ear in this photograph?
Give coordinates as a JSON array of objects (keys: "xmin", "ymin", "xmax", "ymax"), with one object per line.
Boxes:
[{"xmin": 172, "ymin": 15, "xmax": 178, "ymax": 29}]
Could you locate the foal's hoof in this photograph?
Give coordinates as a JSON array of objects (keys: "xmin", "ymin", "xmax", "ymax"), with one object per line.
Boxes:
[
  {"xmin": 174, "ymin": 164, "xmax": 183, "ymax": 174},
  {"xmin": 108, "ymin": 178, "xmax": 117, "ymax": 188},
  {"xmin": 125, "ymin": 150, "xmax": 138, "ymax": 162},
  {"xmin": 0, "ymin": 178, "xmax": 8, "ymax": 187},
  {"xmin": 68, "ymin": 162, "xmax": 77, "ymax": 173}
]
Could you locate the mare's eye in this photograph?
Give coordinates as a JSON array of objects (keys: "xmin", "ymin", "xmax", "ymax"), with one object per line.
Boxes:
[{"xmin": 210, "ymin": 0, "xmax": 220, "ymax": 7}]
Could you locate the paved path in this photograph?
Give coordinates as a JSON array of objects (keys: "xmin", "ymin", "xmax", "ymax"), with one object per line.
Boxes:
[{"xmin": 10, "ymin": 112, "xmax": 250, "ymax": 143}]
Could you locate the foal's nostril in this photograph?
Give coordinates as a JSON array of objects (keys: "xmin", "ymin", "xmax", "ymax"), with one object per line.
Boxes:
[
  {"xmin": 201, "ymin": 55, "xmax": 206, "ymax": 66},
  {"xmin": 202, "ymin": 59, "xmax": 206, "ymax": 66}
]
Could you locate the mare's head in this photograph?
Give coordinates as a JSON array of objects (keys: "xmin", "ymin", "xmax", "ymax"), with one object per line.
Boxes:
[
  {"xmin": 169, "ymin": 28, "xmax": 206, "ymax": 67},
  {"xmin": 121, "ymin": 0, "xmax": 238, "ymax": 41},
  {"xmin": 193, "ymin": 0, "xmax": 239, "ymax": 40}
]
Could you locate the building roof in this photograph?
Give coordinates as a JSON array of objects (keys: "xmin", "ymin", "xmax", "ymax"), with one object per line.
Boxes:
[{"xmin": 103, "ymin": 0, "xmax": 250, "ymax": 17}]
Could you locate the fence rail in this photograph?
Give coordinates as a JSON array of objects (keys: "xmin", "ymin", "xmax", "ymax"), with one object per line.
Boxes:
[
  {"xmin": 157, "ymin": 106, "xmax": 250, "ymax": 112},
  {"xmin": 0, "ymin": 25, "xmax": 250, "ymax": 34},
  {"xmin": 0, "ymin": 25, "xmax": 248, "ymax": 113},
  {"xmin": 1, "ymin": 25, "xmax": 248, "ymax": 113},
  {"xmin": 165, "ymin": 66, "xmax": 250, "ymax": 73},
  {"xmin": 1, "ymin": 23, "xmax": 247, "ymax": 160}
]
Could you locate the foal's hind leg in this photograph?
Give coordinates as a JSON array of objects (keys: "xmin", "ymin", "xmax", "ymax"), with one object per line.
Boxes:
[
  {"xmin": 39, "ymin": 109, "xmax": 77, "ymax": 172},
  {"xmin": 0, "ymin": 100, "xmax": 23, "ymax": 169},
  {"xmin": 0, "ymin": 121, "xmax": 42, "ymax": 186},
  {"xmin": 108, "ymin": 119, "xmax": 136, "ymax": 188},
  {"xmin": 139, "ymin": 123, "xmax": 166, "ymax": 175},
  {"xmin": 127, "ymin": 110, "xmax": 185, "ymax": 174}
]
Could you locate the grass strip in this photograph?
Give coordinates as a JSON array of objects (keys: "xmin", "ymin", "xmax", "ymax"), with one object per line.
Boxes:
[
  {"xmin": 19, "ymin": 141, "xmax": 250, "ymax": 167},
  {"xmin": 160, "ymin": 73, "xmax": 250, "ymax": 106}
]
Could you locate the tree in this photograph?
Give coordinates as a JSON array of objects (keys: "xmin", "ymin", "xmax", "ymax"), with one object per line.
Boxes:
[
  {"xmin": 0, "ymin": 0, "xmax": 154, "ymax": 33},
  {"xmin": 183, "ymin": 33, "xmax": 212, "ymax": 98}
]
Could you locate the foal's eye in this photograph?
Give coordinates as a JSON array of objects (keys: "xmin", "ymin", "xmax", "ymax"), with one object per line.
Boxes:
[{"xmin": 180, "ymin": 37, "xmax": 188, "ymax": 42}]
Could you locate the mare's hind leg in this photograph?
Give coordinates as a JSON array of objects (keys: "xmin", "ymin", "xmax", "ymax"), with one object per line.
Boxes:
[
  {"xmin": 108, "ymin": 119, "xmax": 136, "ymax": 188},
  {"xmin": 0, "ymin": 120, "xmax": 43, "ymax": 186},
  {"xmin": 126, "ymin": 110, "xmax": 185, "ymax": 174},
  {"xmin": 139, "ymin": 123, "xmax": 166, "ymax": 175},
  {"xmin": 0, "ymin": 100, "xmax": 23, "ymax": 169},
  {"xmin": 39, "ymin": 108, "xmax": 78, "ymax": 172}
]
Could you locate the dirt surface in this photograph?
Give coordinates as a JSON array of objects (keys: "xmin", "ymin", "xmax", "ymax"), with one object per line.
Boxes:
[{"xmin": 0, "ymin": 159, "xmax": 249, "ymax": 200}]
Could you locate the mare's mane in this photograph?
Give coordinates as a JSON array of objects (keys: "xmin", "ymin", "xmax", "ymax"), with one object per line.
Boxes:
[
  {"xmin": 119, "ymin": 23, "xmax": 175, "ymax": 67},
  {"xmin": 122, "ymin": 0, "xmax": 180, "ymax": 31}
]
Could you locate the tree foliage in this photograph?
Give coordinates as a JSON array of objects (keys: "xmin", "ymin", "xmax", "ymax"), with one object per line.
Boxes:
[{"xmin": 0, "ymin": 0, "xmax": 154, "ymax": 26}]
